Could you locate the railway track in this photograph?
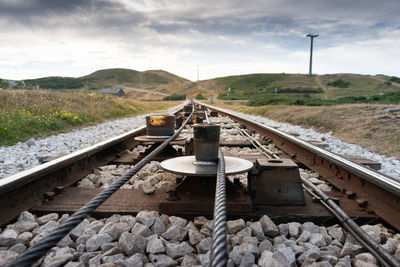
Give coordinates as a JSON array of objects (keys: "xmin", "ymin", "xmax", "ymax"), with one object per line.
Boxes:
[{"xmin": 0, "ymin": 100, "xmax": 399, "ymax": 266}]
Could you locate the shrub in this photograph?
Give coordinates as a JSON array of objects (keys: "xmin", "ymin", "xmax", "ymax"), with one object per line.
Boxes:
[
  {"xmin": 328, "ymin": 79, "xmax": 350, "ymax": 88},
  {"xmin": 390, "ymin": 76, "xmax": 400, "ymax": 83},
  {"xmin": 195, "ymin": 93, "xmax": 207, "ymax": 100},
  {"xmin": 162, "ymin": 94, "xmax": 186, "ymax": 101}
]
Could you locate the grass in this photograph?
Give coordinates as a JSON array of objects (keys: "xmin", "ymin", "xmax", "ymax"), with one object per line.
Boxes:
[
  {"xmin": 0, "ymin": 90, "xmax": 177, "ymax": 146},
  {"xmin": 215, "ymin": 102, "xmax": 400, "ymax": 159}
]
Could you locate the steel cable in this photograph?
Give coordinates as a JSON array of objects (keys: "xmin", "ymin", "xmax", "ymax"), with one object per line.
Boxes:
[
  {"xmin": 11, "ymin": 109, "xmax": 194, "ymax": 267},
  {"xmin": 210, "ymin": 148, "xmax": 227, "ymax": 267}
]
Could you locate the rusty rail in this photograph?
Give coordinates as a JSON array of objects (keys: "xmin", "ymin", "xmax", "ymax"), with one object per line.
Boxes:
[{"xmin": 196, "ymin": 100, "xmax": 400, "ymax": 231}]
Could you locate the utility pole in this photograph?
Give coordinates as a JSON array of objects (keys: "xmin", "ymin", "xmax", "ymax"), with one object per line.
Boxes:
[
  {"xmin": 197, "ymin": 65, "xmax": 199, "ymax": 81},
  {"xmin": 306, "ymin": 34, "xmax": 318, "ymax": 76}
]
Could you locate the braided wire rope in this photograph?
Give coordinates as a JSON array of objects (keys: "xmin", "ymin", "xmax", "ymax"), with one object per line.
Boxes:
[
  {"xmin": 11, "ymin": 109, "xmax": 194, "ymax": 267},
  {"xmin": 209, "ymin": 148, "xmax": 227, "ymax": 267}
]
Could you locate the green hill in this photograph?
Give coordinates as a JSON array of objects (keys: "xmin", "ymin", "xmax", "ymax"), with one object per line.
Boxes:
[{"xmin": 81, "ymin": 68, "xmax": 189, "ymax": 89}]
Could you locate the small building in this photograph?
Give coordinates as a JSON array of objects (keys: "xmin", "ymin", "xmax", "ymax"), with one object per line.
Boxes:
[{"xmin": 100, "ymin": 87, "xmax": 127, "ymax": 97}]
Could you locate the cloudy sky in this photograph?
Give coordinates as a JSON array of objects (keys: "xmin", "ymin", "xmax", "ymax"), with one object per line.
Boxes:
[{"xmin": 0, "ymin": 0, "xmax": 399, "ymax": 81}]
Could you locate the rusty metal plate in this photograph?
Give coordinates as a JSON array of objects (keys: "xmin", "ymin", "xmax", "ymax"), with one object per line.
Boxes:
[{"xmin": 160, "ymin": 156, "xmax": 253, "ymax": 176}]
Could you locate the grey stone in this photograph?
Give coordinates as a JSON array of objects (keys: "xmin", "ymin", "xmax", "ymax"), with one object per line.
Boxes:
[
  {"xmin": 319, "ymin": 227, "xmax": 333, "ymax": 244},
  {"xmin": 0, "ymin": 250, "xmax": 20, "ymax": 266},
  {"xmin": 33, "ymin": 220, "xmax": 59, "ymax": 236},
  {"xmin": 384, "ymin": 107, "xmax": 400, "ymax": 113},
  {"xmin": 101, "ymin": 242, "xmax": 117, "ymax": 251},
  {"xmin": 327, "ymin": 226, "xmax": 345, "ymax": 243},
  {"xmin": 250, "ymin": 221, "xmax": 265, "ymax": 241},
  {"xmin": 310, "ymin": 233, "xmax": 327, "ymax": 247},
  {"xmin": 258, "ymin": 250, "xmax": 274, "ymax": 267},
  {"xmin": 227, "ymin": 219, "xmax": 246, "ymax": 234},
  {"xmin": 331, "ymin": 239, "xmax": 343, "ymax": 248},
  {"xmin": 79, "ymin": 252, "xmax": 99, "ymax": 265},
  {"xmin": 361, "ymin": 225, "xmax": 381, "ymax": 243},
  {"xmin": 146, "ymin": 238, "xmax": 165, "ymax": 254},
  {"xmin": 197, "ymin": 251, "xmax": 210, "ymax": 267},
  {"xmin": 169, "ymin": 216, "xmax": 187, "ymax": 227},
  {"xmin": 273, "ymin": 235, "xmax": 288, "ymax": 245},
  {"xmin": 57, "ymin": 234, "xmax": 74, "ymax": 247},
  {"xmin": 86, "ymin": 233, "xmax": 113, "ymax": 252},
  {"xmin": 76, "ymin": 244, "xmax": 85, "ymax": 252},
  {"xmin": 70, "ymin": 219, "xmax": 90, "ymax": 240},
  {"xmin": 231, "ymin": 227, "xmax": 251, "ymax": 246},
  {"xmin": 43, "ymin": 253, "xmax": 74, "ymax": 267},
  {"xmin": 102, "ymin": 246, "xmax": 121, "ymax": 257},
  {"xmin": 118, "ymin": 232, "xmax": 148, "ymax": 256},
  {"xmin": 146, "ymin": 234, "xmax": 158, "ymax": 241},
  {"xmin": 240, "ymin": 252, "xmax": 255, "ymax": 267},
  {"xmin": 188, "ymin": 228, "xmax": 205, "ymax": 246},
  {"xmin": 102, "ymin": 253, "xmax": 125, "ymax": 263},
  {"xmin": 84, "ymin": 220, "xmax": 104, "ymax": 234},
  {"xmin": 278, "ymin": 224, "xmax": 289, "ymax": 237},
  {"xmin": 17, "ymin": 231, "xmax": 33, "ymax": 246},
  {"xmin": 88, "ymin": 253, "xmax": 102, "ymax": 266},
  {"xmin": 100, "ymin": 222, "xmax": 130, "ymax": 240},
  {"xmin": 8, "ymin": 221, "xmax": 38, "ymax": 234},
  {"xmin": 18, "ymin": 211, "xmax": 36, "ymax": 222},
  {"xmin": 196, "ymin": 237, "xmax": 211, "ymax": 254},
  {"xmin": 340, "ymin": 242, "xmax": 364, "ymax": 257},
  {"xmin": 149, "ymin": 253, "xmax": 177, "ymax": 267},
  {"xmin": 259, "ymin": 215, "xmax": 278, "ymax": 237},
  {"xmin": 258, "ymin": 239, "xmax": 273, "ymax": 254},
  {"xmin": 136, "ymin": 211, "xmax": 159, "ymax": 227},
  {"xmin": 105, "ymin": 214, "xmax": 121, "ymax": 224},
  {"xmin": 290, "ymin": 245, "xmax": 306, "ymax": 256},
  {"xmin": 335, "ymin": 255, "xmax": 352, "ymax": 267},
  {"xmin": 64, "ymin": 262, "xmax": 82, "ymax": 267},
  {"xmin": 242, "ymin": 236, "xmax": 258, "ymax": 245},
  {"xmin": 297, "ymin": 250, "xmax": 320, "ymax": 265},
  {"xmin": 298, "ymin": 241, "xmax": 319, "ymax": 251},
  {"xmin": 181, "ymin": 254, "xmax": 200, "ymax": 267},
  {"xmin": 301, "ymin": 222, "xmax": 320, "ymax": 234},
  {"xmin": 151, "ymin": 218, "xmax": 167, "ymax": 235},
  {"xmin": 309, "ymin": 260, "xmax": 332, "ymax": 267},
  {"xmin": 394, "ymin": 246, "xmax": 400, "ymax": 261},
  {"xmin": 288, "ymin": 222, "xmax": 301, "ymax": 238},
  {"xmin": 354, "ymin": 252, "xmax": 378, "ymax": 267},
  {"xmin": 200, "ymin": 227, "xmax": 212, "ymax": 237},
  {"xmin": 76, "ymin": 230, "xmax": 95, "ymax": 246},
  {"xmin": 319, "ymin": 254, "xmax": 338, "ymax": 265},
  {"xmin": 161, "ymin": 225, "xmax": 188, "ymax": 241},
  {"xmin": 229, "ymin": 243, "xmax": 259, "ymax": 265},
  {"xmin": 323, "ymin": 245, "xmax": 341, "ymax": 258},
  {"xmin": 0, "ymin": 229, "xmax": 17, "ymax": 247},
  {"xmin": 273, "ymin": 246, "xmax": 296, "ymax": 267},
  {"xmin": 297, "ymin": 230, "xmax": 311, "ymax": 242},
  {"xmin": 383, "ymin": 238, "xmax": 400, "ymax": 254},
  {"xmin": 194, "ymin": 216, "xmax": 209, "ymax": 228},
  {"xmin": 120, "ymin": 215, "xmax": 136, "ymax": 228},
  {"xmin": 37, "ymin": 213, "xmax": 59, "ymax": 225},
  {"xmin": 122, "ymin": 253, "xmax": 145, "ymax": 267},
  {"xmin": 132, "ymin": 223, "xmax": 152, "ymax": 237},
  {"xmin": 165, "ymin": 241, "xmax": 194, "ymax": 259},
  {"xmin": 9, "ymin": 242, "xmax": 26, "ymax": 254}
]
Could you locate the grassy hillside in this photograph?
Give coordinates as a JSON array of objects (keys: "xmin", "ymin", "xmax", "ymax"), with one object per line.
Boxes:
[{"xmin": 81, "ymin": 68, "xmax": 189, "ymax": 89}]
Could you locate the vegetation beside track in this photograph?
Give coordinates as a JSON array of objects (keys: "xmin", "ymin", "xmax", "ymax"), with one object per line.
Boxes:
[
  {"xmin": 0, "ymin": 90, "xmax": 178, "ymax": 146},
  {"xmin": 216, "ymin": 102, "xmax": 400, "ymax": 159}
]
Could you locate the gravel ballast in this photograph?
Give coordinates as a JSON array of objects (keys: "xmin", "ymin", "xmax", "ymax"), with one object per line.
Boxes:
[{"xmin": 1, "ymin": 210, "xmax": 399, "ymax": 266}]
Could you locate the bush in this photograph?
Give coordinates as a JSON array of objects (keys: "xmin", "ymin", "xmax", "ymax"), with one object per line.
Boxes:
[
  {"xmin": 195, "ymin": 93, "xmax": 207, "ymax": 100},
  {"xmin": 328, "ymin": 79, "xmax": 350, "ymax": 88},
  {"xmin": 24, "ymin": 77, "xmax": 84, "ymax": 89},
  {"xmin": 0, "ymin": 78, "xmax": 9, "ymax": 89},
  {"xmin": 390, "ymin": 76, "xmax": 400, "ymax": 83},
  {"xmin": 162, "ymin": 94, "xmax": 186, "ymax": 101}
]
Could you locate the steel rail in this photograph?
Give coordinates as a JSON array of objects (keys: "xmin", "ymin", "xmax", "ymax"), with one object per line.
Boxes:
[
  {"xmin": 195, "ymin": 100, "xmax": 400, "ymax": 231},
  {"xmin": 210, "ymin": 148, "xmax": 227, "ymax": 267},
  {"xmin": 11, "ymin": 108, "xmax": 194, "ymax": 267}
]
